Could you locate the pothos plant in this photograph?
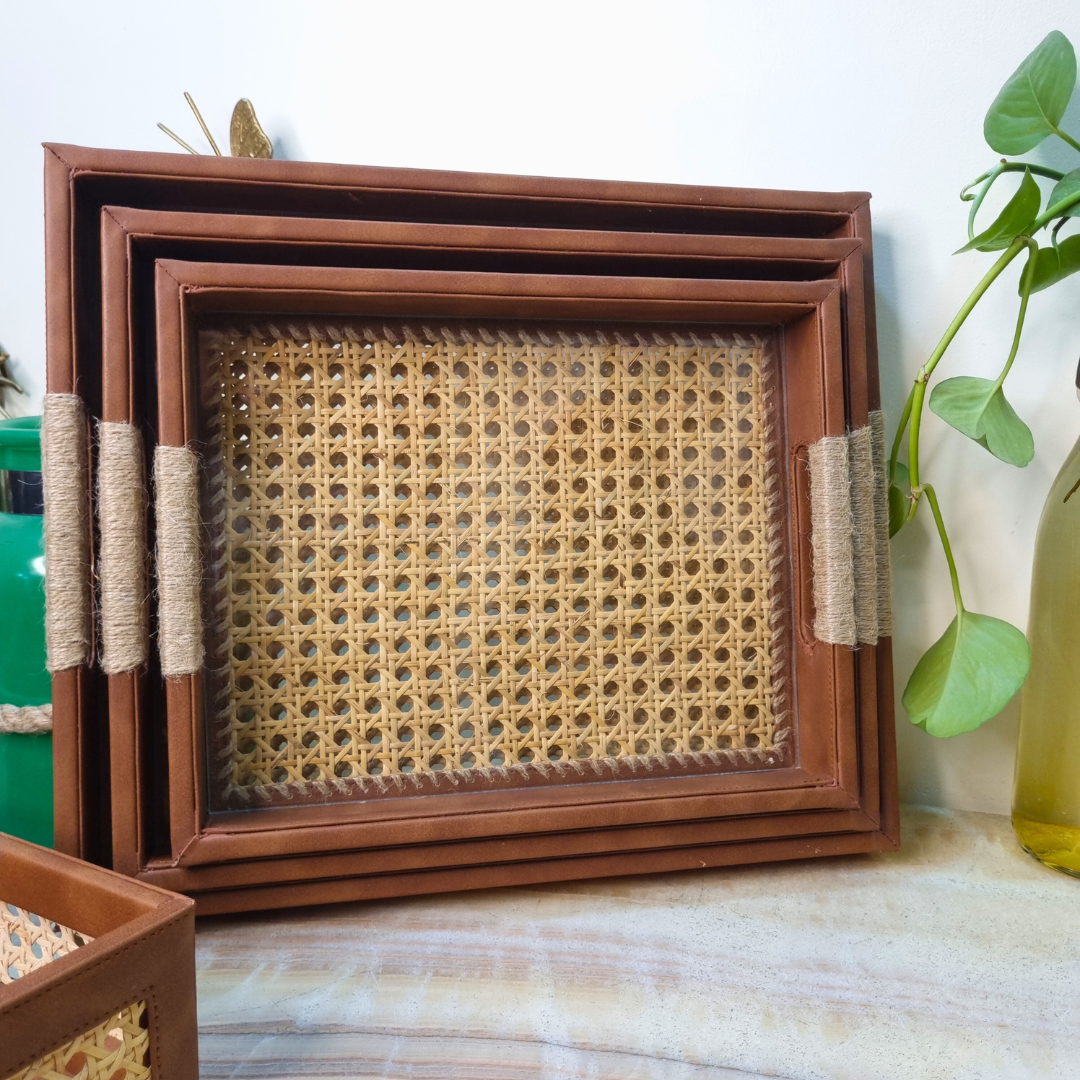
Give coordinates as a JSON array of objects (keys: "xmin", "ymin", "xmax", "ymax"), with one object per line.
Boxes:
[{"xmin": 891, "ymin": 30, "xmax": 1080, "ymax": 738}]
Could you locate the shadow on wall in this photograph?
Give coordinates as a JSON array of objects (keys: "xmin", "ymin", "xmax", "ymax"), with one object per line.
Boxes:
[
  {"xmin": 1032, "ymin": 84, "xmax": 1080, "ymax": 175},
  {"xmin": 270, "ymin": 116, "xmax": 306, "ymax": 163},
  {"xmin": 874, "ymin": 228, "xmax": 1023, "ymax": 815},
  {"xmin": 873, "ymin": 229, "xmax": 940, "ymax": 801}
]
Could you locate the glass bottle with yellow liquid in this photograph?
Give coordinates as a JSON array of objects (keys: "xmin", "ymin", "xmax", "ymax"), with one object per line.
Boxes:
[{"xmin": 1013, "ymin": 362, "xmax": 1080, "ymax": 875}]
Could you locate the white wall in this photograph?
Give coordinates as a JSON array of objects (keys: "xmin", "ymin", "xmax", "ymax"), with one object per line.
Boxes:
[{"xmin": 3, "ymin": 0, "xmax": 1079, "ymax": 815}]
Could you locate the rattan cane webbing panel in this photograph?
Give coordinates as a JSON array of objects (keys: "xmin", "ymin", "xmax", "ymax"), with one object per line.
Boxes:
[
  {"xmin": 199, "ymin": 320, "xmax": 792, "ymax": 809},
  {"xmin": 6, "ymin": 1001, "xmax": 151, "ymax": 1080},
  {"xmin": 1, "ymin": 902, "xmax": 90, "ymax": 985}
]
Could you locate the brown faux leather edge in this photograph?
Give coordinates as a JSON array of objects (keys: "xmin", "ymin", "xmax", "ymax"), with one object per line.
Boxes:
[
  {"xmin": 0, "ymin": 833, "xmax": 196, "ymax": 1080},
  {"xmin": 178, "ymin": 817, "xmax": 894, "ymax": 915},
  {"xmin": 44, "ymin": 147, "xmax": 85, "ymax": 860},
  {"xmin": 144, "ymin": 262, "xmax": 864, "ymax": 888},
  {"xmin": 46, "ymin": 142, "xmax": 870, "ymax": 214}
]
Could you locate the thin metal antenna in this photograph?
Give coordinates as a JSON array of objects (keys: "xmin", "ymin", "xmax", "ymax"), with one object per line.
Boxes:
[
  {"xmin": 157, "ymin": 122, "xmax": 200, "ymax": 155},
  {"xmin": 184, "ymin": 91, "xmax": 222, "ymax": 156}
]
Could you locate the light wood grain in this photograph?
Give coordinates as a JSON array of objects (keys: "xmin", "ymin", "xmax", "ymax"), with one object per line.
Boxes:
[{"xmin": 196, "ymin": 807, "xmax": 1080, "ymax": 1079}]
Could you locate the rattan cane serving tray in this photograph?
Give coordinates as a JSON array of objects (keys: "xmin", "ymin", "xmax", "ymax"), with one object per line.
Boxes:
[
  {"xmin": 94, "ymin": 209, "xmax": 873, "ymax": 876},
  {"xmin": 65, "ymin": 259, "xmax": 897, "ymax": 913},
  {"xmin": 44, "ymin": 145, "xmax": 886, "ymax": 868}
]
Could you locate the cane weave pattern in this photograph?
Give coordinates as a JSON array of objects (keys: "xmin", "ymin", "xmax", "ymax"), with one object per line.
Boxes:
[
  {"xmin": 2, "ymin": 902, "xmax": 90, "ymax": 985},
  {"xmin": 198, "ymin": 320, "xmax": 790, "ymax": 807},
  {"xmin": 7, "ymin": 1001, "xmax": 151, "ymax": 1080}
]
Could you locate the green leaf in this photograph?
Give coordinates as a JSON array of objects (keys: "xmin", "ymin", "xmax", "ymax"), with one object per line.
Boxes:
[
  {"xmin": 1028, "ymin": 235, "xmax": 1080, "ymax": 292},
  {"xmin": 955, "ymin": 168, "xmax": 1041, "ymax": 253},
  {"xmin": 984, "ymin": 30, "xmax": 1076, "ymax": 154},
  {"xmin": 888, "ymin": 460, "xmax": 910, "ymax": 538},
  {"xmin": 1047, "ymin": 166, "xmax": 1080, "ymax": 218},
  {"xmin": 902, "ymin": 610, "xmax": 1030, "ymax": 737},
  {"xmin": 929, "ymin": 376, "xmax": 1034, "ymax": 466}
]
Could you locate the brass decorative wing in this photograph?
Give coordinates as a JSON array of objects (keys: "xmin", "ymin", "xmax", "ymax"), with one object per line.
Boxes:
[{"xmin": 230, "ymin": 99, "xmax": 273, "ymax": 159}]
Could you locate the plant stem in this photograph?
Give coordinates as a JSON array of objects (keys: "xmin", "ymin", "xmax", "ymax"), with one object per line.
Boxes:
[
  {"xmin": 967, "ymin": 162, "xmax": 1006, "ymax": 242},
  {"xmin": 1034, "ymin": 187, "xmax": 1080, "ymax": 230},
  {"xmin": 908, "ymin": 377, "xmax": 928, "ymax": 496},
  {"xmin": 904, "ymin": 239, "xmax": 1026, "ymax": 513},
  {"xmin": 888, "ymin": 384, "xmax": 916, "ymax": 480},
  {"xmin": 993, "ymin": 238, "xmax": 1038, "ymax": 391},
  {"xmin": 922, "ymin": 240, "xmax": 1025, "ymax": 381},
  {"xmin": 960, "ymin": 161, "xmax": 1064, "ymax": 201},
  {"xmin": 923, "ymin": 484, "xmax": 964, "ymax": 613},
  {"xmin": 1053, "ymin": 125, "xmax": 1080, "ymax": 155}
]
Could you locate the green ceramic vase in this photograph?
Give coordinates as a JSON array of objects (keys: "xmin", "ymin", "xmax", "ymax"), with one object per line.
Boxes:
[{"xmin": 0, "ymin": 415, "xmax": 52, "ymax": 846}]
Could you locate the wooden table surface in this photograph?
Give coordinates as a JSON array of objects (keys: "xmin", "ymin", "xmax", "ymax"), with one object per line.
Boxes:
[{"xmin": 194, "ymin": 806, "xmax": 1080, "ymax": 1079}]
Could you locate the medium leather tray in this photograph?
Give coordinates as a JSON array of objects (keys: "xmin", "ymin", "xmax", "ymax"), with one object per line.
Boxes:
[
  {"xmin": 123, "ymin": 259, "xmax": 898, "ymax": 913},
  {"xmin": 95, "ymin": 210, "xmax": 880, "ymax": 876}
]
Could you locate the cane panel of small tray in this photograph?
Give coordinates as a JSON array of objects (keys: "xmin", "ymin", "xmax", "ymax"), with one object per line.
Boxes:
[
  {"xmin": 199, "ymin": 321, "xmax": 790, "ymax": 805},
  {"xmin": 2, "ymin": 902, "xmax": 90, "ymax": 985},
  {"xmin": 2, "ymin": 903, "xmax": 149, "ymax": 1080},
  {"xmin": 6, "ymin": 1002, "xmax": 151, "ymax": 1080}
]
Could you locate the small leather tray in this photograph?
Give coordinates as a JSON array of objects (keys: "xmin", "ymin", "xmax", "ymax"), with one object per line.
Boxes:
[{"xmin": 0, "ymin": 831, "xmax": 196, "ymax": 1080}]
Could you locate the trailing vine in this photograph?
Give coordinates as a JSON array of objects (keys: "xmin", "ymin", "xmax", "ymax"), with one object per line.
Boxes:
[{"xmin": 891, "ymin": 30, "xmax": 1080, "ymax": 737}]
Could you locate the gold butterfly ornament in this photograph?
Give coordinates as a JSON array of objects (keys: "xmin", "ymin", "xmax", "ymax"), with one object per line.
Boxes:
[{"xmin": 158, "ymin": 92, "xmax": 273, "ymax": 158}]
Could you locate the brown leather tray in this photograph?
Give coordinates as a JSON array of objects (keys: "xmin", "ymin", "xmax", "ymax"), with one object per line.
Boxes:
[
  {"xmin": 48, "ymin": 144, "xmax": 880, "ymax": 418},
  {"xmin": 114, "ymin": 259, "xmax": 898, "ymax": 912},
  {"xmin": 42, "ymin": 145, "xmax": 889, "ymax": 885},
  {"xmin": 101, "ymin": 209, "xmax": 871, "ymax": 432},
  {"xmin": 98, "ymin": 213, "xmax": 876, "ymax": 878},
  {"xmin": 0, "ymin": 831, "xmax": 196, "ymax": 1080}
]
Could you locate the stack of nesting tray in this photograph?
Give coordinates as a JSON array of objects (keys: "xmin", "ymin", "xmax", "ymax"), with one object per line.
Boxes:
[{"xmin": 43, "ymin": 144, "xmax": 897, "ymax": 913}]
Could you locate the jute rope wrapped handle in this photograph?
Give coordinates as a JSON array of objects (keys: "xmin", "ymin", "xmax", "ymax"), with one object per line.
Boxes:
[
  {"xmin": 41, "ymin": 393, "xmax": 91, "ymax": 671},
  {"xmin": 0, "ymin": 703, "xmax": 52, "ymax": 734},
  {"xmin": 808, "ymin": 409, "xmax": 893, "ymax": 647},
  {"xmin": 98, "ymin": 421, "xmax": 148, "ymax": 673},
  {"xmin": 870, "ymin": 410, "xmax": 894, "ymax": 637},
  {"xmin": 809, "ymin": 436, "xmax": 856, "ymax": 645},
  {"xmin": 154, "ymin": 445, "xmax": 204, "ymax": 677},
  {"xmin": 848, "ymin": 424, "xmax": 879, "ymax": 644}
]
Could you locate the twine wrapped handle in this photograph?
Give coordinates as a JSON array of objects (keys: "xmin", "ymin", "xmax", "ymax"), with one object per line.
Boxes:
[
  {"xmin": 41, "ymin": 393, "xmax": 91, "ymax": 671},
  {"xmin": 154, "ymin": 444, "xmax": 204, "ymax": 677},
  {"xmin": 99, "ymin": 421, "xmax": 148, "ymax": 673},
  {"xmin": 808, "ymin": 409, "xmax": 892, "ymax": 646}
]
